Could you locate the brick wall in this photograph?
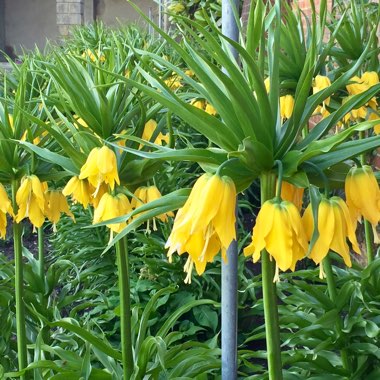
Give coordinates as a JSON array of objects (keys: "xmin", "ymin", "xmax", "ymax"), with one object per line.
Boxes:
[{"xmin": 57, "ymin": 0, "xmax": 84, "ymax": 36}]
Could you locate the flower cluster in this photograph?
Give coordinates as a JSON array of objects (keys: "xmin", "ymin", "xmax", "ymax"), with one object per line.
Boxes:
[
  {"xmin": 0, "ymin": 176, "xmax": 74, "ymax": 238},
  {"xmin": 244, "ymin": 166, "xmax": 380, "ymax": 279},
  {"xmin": 63, "ymin": 146, "xmax": 171, "ymax": 238}
]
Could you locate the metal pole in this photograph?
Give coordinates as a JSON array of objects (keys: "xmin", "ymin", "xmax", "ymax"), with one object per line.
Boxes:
[{"xmin": 221, "ymin": 3, "xmax": 239, "ymax": 379}]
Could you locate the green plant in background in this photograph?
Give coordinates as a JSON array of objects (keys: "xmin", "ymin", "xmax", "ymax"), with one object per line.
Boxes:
[{"xmin": 0, "ymin": 0, "xmax": 379, "ymax": 379}]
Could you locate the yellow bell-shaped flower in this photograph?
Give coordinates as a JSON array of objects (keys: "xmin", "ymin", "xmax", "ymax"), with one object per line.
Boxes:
[
  {"xmin": 345, "ymin": 165, "xmax": 380, "ymax": 243},
  {"xmin": 0, "ymin": 183, "xmax": 15, "ymax": 239},
  {"xmin": 205, "ymin": 102, "xmax": 217, "ymax": 116},
  {"xmin": 45, "ymin": 190, "xmax": 75, "ymax": 232},
  {"xmin": 303, "ymin": 197, "xmax": 360, "ymax": 267},
  {"xmin": 166, "ymin": 173, "xmax": 236, "ymax": 283},
  {"xmin": 79, "ymin": 146, "xmax": 120, "ymax": 193},
  {"xmin": 16, "ymin": 175, "xmax": 46, "ymax": 228},
  {"xmin": 93, "ymin": 192, "xmax": 131, "ymax": 234},
  {"xmin": 278, "ymin": 181, "xmax": 304, "ymax": 211},
  {"xmin": 244, "ymin": 199, "xmax": 308, "ymax": 274},
  {"xmin": 131, "ymin": 185, "xmax": 174, "ymax": 230},
  {"xmin": 280, "ymin": 95, "xmax": 294, "ymax": 121},
  {"xmin": 313, "ymin": 75, "xmax": 332, "ymax": 105},
  {"xmin": 62, "ymin": 176, "xmax": 92, "ymax": 208},
  {"xmin": 140, "ymin": 120, "xmax": 169, "ymax": 147}
]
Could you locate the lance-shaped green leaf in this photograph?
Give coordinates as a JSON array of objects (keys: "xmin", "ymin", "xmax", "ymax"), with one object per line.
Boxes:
[
  {"xmin": 282, "ymin": 118, "xmax": 380, "ymax": 174},
  {"xmin": 18, "ymin": 140, "xmax": 78, "ymax": 174},
  {"xmin": 307, "ymin": 135, "xmax": 380, "ymax": 170}
]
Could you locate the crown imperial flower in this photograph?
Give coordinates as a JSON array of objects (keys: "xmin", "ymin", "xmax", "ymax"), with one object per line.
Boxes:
[
  {"xmin": 279, "ymin": 181, "xmax": 304, "ymax": 211},
  {"xmin": 280, "ymin": 95, "xmax": 294, "ymax": 121},
  {"xmin": 140, "ymin": 120, "xmax": 169, "ymax": 147},
  {"xmin": 45, "ymin": 190, "xmax": 75, "ymax": 232},
  {"xmin": 303, "ymin": 197, "xmax": 360, "ymax": 268},
  {"xmin": 244, "ymin": 198, "xmax": 308, "ymax": 276},
  {"xmin": 131, "ymin": 185, "xmax": 174, "ymax": 230},
  {"xmin": 166, "ymin": 173, "xmax": 236, "ymax": 283},
  {"xmin": 62, "ymin": 176, "xmax": 92, "ymax": 208},
  {"xmin": 16, "ymin": 175, "xmax": 46, "ymax": 228},
  {"xmin": 345, "ymin": 165, "xmax": 380, "ymax": 243},
  {"xmin": 79, "ymin": 146, "xmax": 120, "ymax": 193},
  {"xmin": 93, "ymin": 192, "xmax": 132, "ymax": 235},
  {"xmin": 0, "ymin": 183, "xmax": 15, "ymax": 239}
]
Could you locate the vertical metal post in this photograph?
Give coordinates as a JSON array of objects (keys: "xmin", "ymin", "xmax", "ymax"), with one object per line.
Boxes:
[
  {"xmin": 158, "ymin": 0, "xmax": 162, "ymax": 30},
  {"xmin": 0, "ymin": 0, "xmax": 5, "ymax": 61},
  {"xmin": 221, "ymin": 3, "xmax": 239, "ymax": 379},
  {"xmin": 148, "ymin": 7, "xmax": 153, "ymax": 36}
]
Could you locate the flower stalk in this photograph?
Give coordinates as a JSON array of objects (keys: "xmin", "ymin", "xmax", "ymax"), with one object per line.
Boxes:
[
  {"xmin": 116, "ymin": 236, "xmax": 133, "ymax": 379},
  {"xmin": 323, "ymin": 256, "xmax": 351, "ymax": 372},
  {"xmin": 260, "ymin": 172, "xmax": 283, "ymax": 380},
  {"xmin": 38, "ymin": 227, "xmax": 44, "ymax": 280},
  {"xmin": 359, "ymin": 132, "xmax": 375, "ymax": 265},
  {"xmin": 12, "ymin": 179, "xmax": 28, "ymax": 380}
]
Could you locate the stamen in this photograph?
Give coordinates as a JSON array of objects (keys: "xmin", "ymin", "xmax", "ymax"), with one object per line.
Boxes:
[
  {"xmin": 184, "ymin": 257, "xmax": 194, "ymax": 284},
  {"xmin": 273, "ymin": 264, "xmax": 280, "ymax": 283},
  {"xmin": 319, "ymin": 264, "xmax": 326, "ymax": 279}
]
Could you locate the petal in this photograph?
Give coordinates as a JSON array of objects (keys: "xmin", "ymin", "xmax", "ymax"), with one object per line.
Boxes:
[
  {"xmin": 329, "ymin": 200, "xmax": 351, "ymax": 266},
  {"xmin": 79, "ymin": 148, "xmax": 100, "ymax": 179},
  {"xmin": 309, "ymin": 199, "xmax": 335, "ymax": 264},
  {"xmin": 213, "ymin": 176, "xmax": 237, "ymax": 250},
  {"xmin": 265, "ymin": 204, "xmax": 293, "ymax": 271}
]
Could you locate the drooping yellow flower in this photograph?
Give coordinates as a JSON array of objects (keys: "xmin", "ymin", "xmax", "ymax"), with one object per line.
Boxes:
[
  {"xmin": 303, "ymin": 197, "xmax": 360, "ymax": 268},
  {"xmin": 90, "ymin": 182, "xmax": 109, "ymax": 208},
  {"xmin": 361, "ymin": 71, "xmax": 379, "ymax": 86},
  {"xmin": 164, "ymin": 74, "xmax": 182, "ymax": 90},
  {"xmin": 79, "ymin": 146, "xmax": 120, "ymax": 193},
  {"xmin": 342, "ymin": 96, "xmax": 367, "ymax": 123},
  {"xmin": 244, "ymin": 199, "xmax": 307, "ymax": 275},
  {"xmin": 345, "ymin": 165, "xmax": 380, "ymax": 243},
  {"xmin": 0, "ymin": 183, "xmax": 15, "ymax": 217},
  {"xmin": 346, "ymin": 76, "xmax": 367, "ymax": 96},
  {"xmin": 313, "ymin": 75, "xmax": 332, "ymax": 116},
  {"xmin": 368, "ymin": 112, "xmax": 380, "ymax": 135},
  {"xmin": 166, "ymin": 173, "xmax": 236, "ymax": 283},
  {"xmin": 346, "ymin": 73, "xmax": 378, "ymax": 110},
  {"xmin": 280, "ymin": 95, "xmax": 294, "ymax": 121},
  {"xmin": 279, "ymin": 181, "xmax": 304, "ymax": 211},
  {"xmin": 16, "ymin": 175, "xmax": 46, "ymax": 228},
  {"xmin": 191, "ymin": 99, "xmax": 205, "ymax": 109},
  {"xmin": 73, "ymin": 115, "xmax": 88, "ymax": 129},
  {"xmin": 62, "ymin": 176, "xmax": 92, "ymax": 208},
  {"xmin": 93, "ymin": 192, "xmax": 131, "ymax": 235},
  {"xmin": 81, "ymin": 48, "xmax": 105, "ymax": 62},
  {"xmin": 313, "ymin": 75, "xmax": 331, "ymax": 104},
  {"xmin": 131, "ymin": 185, "xmax": 174, "ymax": 230},
  {"xmin": 140, "ymin": 120, "xmax": 169, "ymax": 147},
  {"xmin": 44, "ymin": 190, "xmax": 75, "ymax": 231},
  {"xmin": 205, "ymin": 102, "xmax": 217, "ymax": 116},
  {"xmin": 0, "ymin": 183, "xmax": 15, "ymax": 239}
]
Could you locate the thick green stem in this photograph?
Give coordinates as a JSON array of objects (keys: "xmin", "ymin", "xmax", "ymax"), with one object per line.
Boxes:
[
  {"xmin": 323, "ymin": 256, "xmax": 351, "ymax": 373},
  {"xmin": 38, "ymin": 227, "xmax": 44, "ymax": 280},
  {"xmin": 260, "ymin": 172, "xmax": 283, "ymax": 380},
  {"xmin": 12, "ymin": 180, "xmax": 27, "ymax": 379},
  {"xmin": 363, "ymin": 220, "xmax": 374, "ymax": 264},
  {"xmin": 116, "ymin": 236, "xmax": 133, "ymax": 379},
  {"xmin": 359, "ymin": 131, "xmax": 374, "ymax": 265}
]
